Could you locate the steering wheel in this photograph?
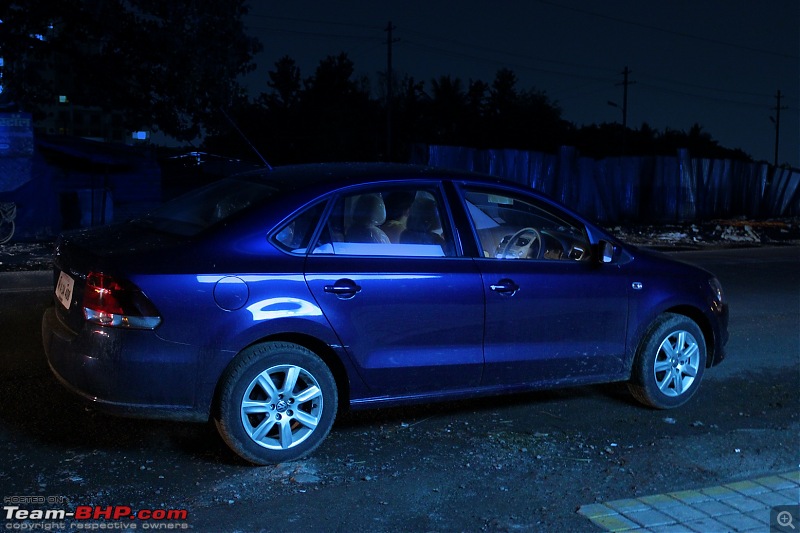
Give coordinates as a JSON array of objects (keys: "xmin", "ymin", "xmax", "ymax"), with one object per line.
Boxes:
[{"xmin": 499, "ymin": 227, "xmax": 542, "ymax": 259}]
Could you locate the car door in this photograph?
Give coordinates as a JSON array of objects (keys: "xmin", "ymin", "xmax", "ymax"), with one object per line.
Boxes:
[
  {"xmin": 459, "ymin": 186, "xmax": 629, "ymax": 386},
  {"xmin": 304, "ymin": 184, "xmax": 485, "ymax": 397}
]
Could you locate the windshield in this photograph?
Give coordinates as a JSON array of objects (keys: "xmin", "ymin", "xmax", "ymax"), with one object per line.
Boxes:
[{"xmin": 135, "ymin": 178, "xmax": 277, "ymax": 236}]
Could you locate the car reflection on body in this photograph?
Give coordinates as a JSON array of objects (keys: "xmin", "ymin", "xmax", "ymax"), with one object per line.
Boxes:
[{"xmin": 42, "ymin": 163, "xmax": 728, "ymax": 465}]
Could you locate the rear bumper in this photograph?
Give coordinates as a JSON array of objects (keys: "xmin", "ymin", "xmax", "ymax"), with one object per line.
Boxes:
[{"xmin": 42, "ymin": 306, "xmax": 207, "ymax": 422}]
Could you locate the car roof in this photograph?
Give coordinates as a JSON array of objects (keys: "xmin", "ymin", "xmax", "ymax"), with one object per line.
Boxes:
[
  {"xmin": 239, "ymin": 162, "xmax": 505, "ymax": 191},
  {"xmin": 234, "ymin": 162, "xmax": 580, "ymax": 226}
]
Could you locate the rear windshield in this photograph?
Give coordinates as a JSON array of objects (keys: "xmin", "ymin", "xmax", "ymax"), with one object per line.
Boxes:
[{"xmin": 135, "ymin": 178, "xmax": 277, "ymax": 236}]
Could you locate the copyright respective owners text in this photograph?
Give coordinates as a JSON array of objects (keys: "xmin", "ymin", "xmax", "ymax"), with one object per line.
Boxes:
[{"xmin": 3, "ymin": 496, "xmax": 189, "ymax": 530}]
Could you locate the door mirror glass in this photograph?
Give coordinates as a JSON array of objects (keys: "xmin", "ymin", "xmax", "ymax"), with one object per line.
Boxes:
[{"xmin": 600, "ymin": 240, "xmax": 616, "ymax": 263}]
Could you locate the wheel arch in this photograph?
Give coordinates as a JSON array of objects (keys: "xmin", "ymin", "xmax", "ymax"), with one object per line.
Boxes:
[
  {"xmin": 629, "ymin": 303, "xmax": 715, "ymax": 373},
  {"xmin": 627, "ymin": 309, "xmax": 708, "ymax": 409},
  {"xmin": 212, "ymin": 332, "xmax": 352, "ymax": 418},
  {"xmin": 663, "ymin": 305, "xmax": 716, "ymax": 368}
]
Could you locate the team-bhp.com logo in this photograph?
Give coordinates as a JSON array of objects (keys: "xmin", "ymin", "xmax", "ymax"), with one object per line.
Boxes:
[{"xmin": 4, "ymin": 498, "xmax": 188, "ymax": 530}]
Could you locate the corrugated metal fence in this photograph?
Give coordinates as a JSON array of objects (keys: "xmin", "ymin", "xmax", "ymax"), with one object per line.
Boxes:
[{"xmin": 417, "ymin": 144, "xmax": 800, "ymax": 223}]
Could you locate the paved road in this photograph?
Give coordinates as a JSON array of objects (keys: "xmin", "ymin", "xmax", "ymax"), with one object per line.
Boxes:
[{"xmin": 1, "ymin": 246, "xmax": 797, "ymax": 532}]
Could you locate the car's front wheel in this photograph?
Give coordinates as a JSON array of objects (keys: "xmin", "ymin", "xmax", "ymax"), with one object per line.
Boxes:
[
  {"xmin": 214, "ymin": 342, "xmax": 338, "ymax": 465},
  {"xmin": 628, "ymin": 313, "xmax": 707, "ymax": 409}
]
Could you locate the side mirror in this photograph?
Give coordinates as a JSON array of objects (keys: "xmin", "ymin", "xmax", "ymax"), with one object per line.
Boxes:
[{"xmin": 600, "ymin": 240, "xmax": 616, "ymax": 263}]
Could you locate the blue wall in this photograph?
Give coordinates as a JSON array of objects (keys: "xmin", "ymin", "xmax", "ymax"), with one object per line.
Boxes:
[
  {"xmin": 0, "ymin": 137, "xmax": 161, "ymax": 241},
  {"xmin": 417, "ymin": 144, "xmax": 800, "ymax": 223}
]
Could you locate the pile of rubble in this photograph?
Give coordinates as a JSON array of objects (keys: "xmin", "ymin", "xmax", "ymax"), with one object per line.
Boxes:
[
  {"xmin": 0, "ymin": 241, "xmax": 54, "ymax": 272},
  {"xmin": 607, "ymin": 217, "xmax": 800, "ymax": 250}
]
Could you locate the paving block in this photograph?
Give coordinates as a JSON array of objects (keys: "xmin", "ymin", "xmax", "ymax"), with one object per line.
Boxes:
[
  {"xmin": 691, "ymin": 499, "xmax": 738, "ymax": 517},
  {"xmin": 683, "ymin": 516, "xmax": 729, "ymax": 532},
  {"xmin": 751, "ymin": 489, "xmax": 796, "ymax": 507},
  {"xmin": 754, "ymin": 474, "xmax": 798, "ymax": 491},
  {"xmin": 667, "ymin": 489, "xmax": 710, "ymax": 504},
  {"xmin": 699, "ymin": 485, "xmax": 739, "ymax": 500},
  {"xmin": 589, "ymin": 513, "xmax": 641, "ymax": 532},
  {"xmin": 715, "ymin": 511, "xmax": 765, "ymax": 531},
  {"xmin": 578, "ymin": 503, "xmax": 617, "ymax": 519},
  {"xmin": 606, "ymin": 498, "xmax": 650, "ymax": 513},
  {"xmin": 649, "ymin": 524, "xmax": 698, "ymax": 533},
  {"xmin": 779, "ymin": 471, "xmax": 800, "ymax": 483},
  {"xmin": 660, "ymin": 504, "xmax": 708, "ymax": 523},
  {"xmin": 743, "ymin": 509, "xmax": 770, "ymax": 525},
  {"xmin": 722, "ymin": 494, "xmax": 769, "ymax": 513},
  {"xmin": 625, "ymin": 507, "xmax": 677, "ymax": 528},
  {"xmin": 776, "ymin": 487, "xmax": 800, "ymax": 501},
  {"xmin": 725, "ymin": 479, "xmax": 770, "ymax": 495},
  {"xmin": 638, "ymin": 493, "xmax": 681, "ymax": 509}
]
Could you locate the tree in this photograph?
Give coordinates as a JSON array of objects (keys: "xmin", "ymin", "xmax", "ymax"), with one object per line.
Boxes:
[
  {"xmin": 297, "ymin": 53, "xmax": 379, "ymax": 161},
  {"xmin": 466, "ymin": 79, "xmax": 488, "ymax": 115},
  {"xmin": 427, "ymin": 75, "xmax": 467, "ymax": 141},
  {"xmin": 262, "ymin": 55, "xmax": 302, "ymax": 111},
  {"xmin": 0, "ymin": 0, "xmax": 261, "ymax": 140},
  {"xmin": 488, "ymin": 68, "xmax": 519, "ymax": 118},
  {"xmin": 384, "ymin": 73, "xmax": 426, "ymax": 161},
  {"xmin": 483, "ymin": 68, "xmax": 568, "ymax": 150}
]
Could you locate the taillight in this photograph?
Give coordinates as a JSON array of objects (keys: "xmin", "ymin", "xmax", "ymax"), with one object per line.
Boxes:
[{"xmin": 83, "ymin": 272, "xmax": 161, "ymax": 329}]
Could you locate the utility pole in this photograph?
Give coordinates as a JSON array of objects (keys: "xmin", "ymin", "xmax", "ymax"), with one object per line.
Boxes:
[
  {"xmin": 607, "ymin": 66, "xmax": 634, "ymax": 155},
  {"xmin": 385, "ymin": 21, "xmax": 397, "ymax": 162},
  {"xmin": 771, "ymin": 89, "xmax": 787, "ymax": 167},
  {"xmin": 620, "ymin": 66, "xmax": 631, "ymax": 130}
]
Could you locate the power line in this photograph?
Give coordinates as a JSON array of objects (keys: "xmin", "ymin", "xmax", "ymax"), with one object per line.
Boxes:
[
  {"xmin": 401, "ymin": 40, "xmax": 618, "ymax": 85},
  {"xmin": 247, "ymin": 13, "xmax": 383, "ymax": 32},
  {"xmin": 635, "ymin": 71, "xmax": 780, "ymax": 101},
  {"xmin": 531, "ymin": 0, "xmax": 799, "ymax": 60},
  {"xmin": 637, "ymin": 82, "xmax": 777, "ymax": 109},
  {"xmin": 244, "ymin": 25, "xmax": 379, "ymax": 42},
  {"xmin": 400, "ymin": 27, "xmax": 616, "ymax": 75},
  {"xmin": 248, "ymin": 11, "xmax": 623, "ymax": 76},
  {"xmin": 248, "ymin": 17, "xmax": 794, "ymax": 108}
]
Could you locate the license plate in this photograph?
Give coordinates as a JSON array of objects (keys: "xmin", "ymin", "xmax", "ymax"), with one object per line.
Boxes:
[{"xmin": 55, "ymin": 271, "xmax": 75, "ymax": 310}]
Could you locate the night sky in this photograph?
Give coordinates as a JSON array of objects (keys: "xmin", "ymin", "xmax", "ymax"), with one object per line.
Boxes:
[{"xmin": 243, "ymin": 0, "xmax": 799, "ymax": 167}]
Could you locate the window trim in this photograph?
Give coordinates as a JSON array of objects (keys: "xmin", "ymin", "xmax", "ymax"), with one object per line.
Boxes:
[
  {"xmin": 268, "ymin": 199, "xmax": 330, "ymax": 256},
  {"xmin": 453, "ymin": 182, "xmax": 593, "ymax": 262}
]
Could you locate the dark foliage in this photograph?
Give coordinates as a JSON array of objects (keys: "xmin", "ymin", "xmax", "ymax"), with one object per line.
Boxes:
[
  {"xmin": 1, "ymin": 4, "xmax": 751, "ymax": 163},
  {"xmin": 1, "ymin": 0, "xmax": 261, "ymax": 140},
  {"xmin": 204, "ymin": 54, "xmax": 383, "ymax": 165},
  {"xmin": 204, "ymin": 53, "xmax": 751, "ymax": 165}
]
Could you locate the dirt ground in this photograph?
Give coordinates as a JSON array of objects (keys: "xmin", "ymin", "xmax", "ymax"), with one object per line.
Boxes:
[{"xmin": 1, "ymin": 223, "xmax": 798, "ymax": 531}]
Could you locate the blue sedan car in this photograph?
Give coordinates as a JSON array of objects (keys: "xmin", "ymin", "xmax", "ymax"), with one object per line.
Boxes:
[{"xmin": 42, "ymin": 163, "xmax": 728, "ymax": 465}]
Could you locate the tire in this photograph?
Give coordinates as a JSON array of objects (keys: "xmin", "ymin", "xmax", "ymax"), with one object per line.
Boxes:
[
  {"xmin": 214, "ymin": 342, "xmax": 338, "ymax": 465},
  {"xmin": 628, "ymin": 313, "xmax": 707, "ymax": 409}
]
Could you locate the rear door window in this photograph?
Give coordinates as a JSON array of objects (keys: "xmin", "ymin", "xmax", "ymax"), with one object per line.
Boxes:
[{"xmin": 313, "ymin": 186, "xmax": 456, "ymax": 257}]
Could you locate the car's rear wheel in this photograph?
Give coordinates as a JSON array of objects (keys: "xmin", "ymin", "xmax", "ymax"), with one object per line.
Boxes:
[
  {"xmin": 214, "ymin": 342, "xmax": 338, "ymax": 465},
  {"xmin": 628, "ymin": 313, "xmax": 706, "ymax": 409}
]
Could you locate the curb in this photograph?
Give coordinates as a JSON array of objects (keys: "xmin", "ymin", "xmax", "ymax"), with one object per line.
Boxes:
[{"xmin": 579, "ymin": 471, "xmax": 800, "ymax": 532}]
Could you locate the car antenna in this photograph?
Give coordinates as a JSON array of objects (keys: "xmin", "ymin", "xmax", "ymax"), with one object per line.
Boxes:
[{"xmin": 219, "ymin": 107, "xmax": 272, "ymax": 170}]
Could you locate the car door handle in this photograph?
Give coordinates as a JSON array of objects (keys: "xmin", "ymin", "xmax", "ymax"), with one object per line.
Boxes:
[
  {"xmin": 324, "ymin": 280, "xmax": 362, "ymax": 299},
  {"xmin": 490, "ymin": 279, "xmax": 520, "ymax": 295}
]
